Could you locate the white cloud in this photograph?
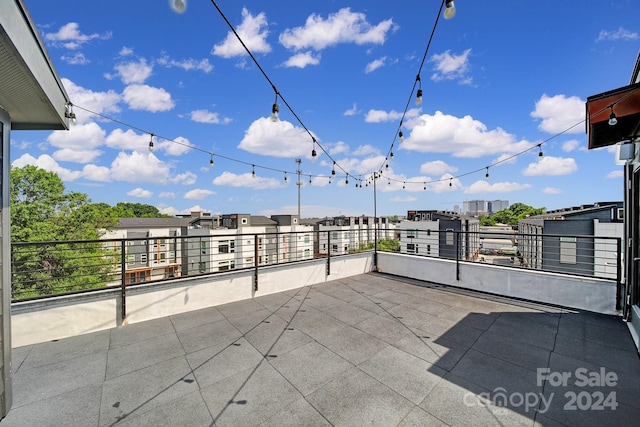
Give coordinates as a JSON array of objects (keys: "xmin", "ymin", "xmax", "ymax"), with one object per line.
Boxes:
[
  {"xmin": 531, "ymin": 94, "xmax": 584, "ymax": 134},
  {"xmin": 420, "ymin": 160, "xmax": 458, "ymax": 175},
  {"xmin": 122, "ymin": 84, "xmax": 174, "ymax": 112},
  {"xmin": 62, "ymin": 78, "xmax": 121, "ymax": 124},
  {"xmin": 400, "ymin": 111, "xmax": 533, "ymax": 158},
  {"xmin": 212, "ymin": 8, "xmax": 271, "ymax": 58},
  {"xmin": 61, "ymin": 53, "xmax": 89, "ymax": 65},
  {"xmin": 213, "ymin": 171, "xmax": 283, "ymax": 190},
  {"xmin": 184, "ymin": 189, "xmax": 216, "ymax": 199},
  {"xmin": 607, "ymin": 170, "xmax": 624, "ymax": 179},
  {"xmin": 171, "ymin": 172, "xmax": 197, "ymax": 185},
  {"xmin": 465, "ymin": 180, "xmax": 532, "ymax": 194},
  {"xmin": 127, "ymin": 188, "xmax": 153, "ymax": 198},
  {"xmin": 328, "ymin": 141, "xmax": 350, "ymax": 155},
  {"xmin": 157, "ymin": 56, "xmax": 213, "ymax": 73},
  {"xmin": 597, "ymin": 27, "xmax": 639, "ymax": 42},
  {"xmin": 119, "ymin": 47, "xmax": 134, "ymax": 56},
  {"xmin": 430, "ymin": 49, "xmax": 472, "ymax": 84},
  {"xmin": 390, "ymin": 196, "xmax": 417, "ymax": 202},
  {"xmin": 158, "ymin": 136, "xmax": 193, "ymax": 156},
  {"xmin": 190, "ymin": 109, "xmax": 232, "ymax": 124},
  {"xmin": 106, "ymin": 129, "xmax": 149, "ymax": 151},
  {"xmin": 522, "ymin": 156, "xmax": 578, "ymax": 176},
  {"xmin": 562, "ymin": 139, "xmax": 581, "ymax": 152},
  {"xmin": 112, "ymin": 59, "xmax": 153, "ymax": 84},
  {"xmin": 238, "ymin": 117, "xmax": 318, "ymax": 159},
  {"xmin": 352, "ymin": 145, "xmax": 380, "ymax": 156},
  {"xmin": 282, "ymin": 51, "xmax": 321, "ymax": 68},
  {"xmin": 44, "ymin": 22, "xmax": 110, "ymax": 50},
  {"xmin": 110, "ymin": 151, "xmax": 171, "ymax": 183},
  {"xmin": 279, "ymin": 8, "xmax": 394, "ymax": 51},
  {"xmin": 52, "ymin": 148, "xmax": 102, "ymax": 163},
  {"xmin": 543, "ymin": 187, "xmax": 563, "ymax": 194},
  {"xmin": 344, "ymin": 103, "xmax": 359, "ymax": 116},
  {"xmin": 365, "ymin": 108, "xmax": 421, "ymax": 123},
  {"xmin": 12, "ymin": 154, "xmax": 82, "ymax": 181},
  {"xmin": 81, "ymin": 164, "xmax": 111, "ymax": 182},
  {"xmin": 365, "ymin": 57, "xmax": 386, "ymax": 73},
  {"xmin": 159, "ymin": 192, "xmax": 176, "ymax": 198},
  {"xmin": 47, "ymin": 122, "xmax": 106, "ymax": 156}
]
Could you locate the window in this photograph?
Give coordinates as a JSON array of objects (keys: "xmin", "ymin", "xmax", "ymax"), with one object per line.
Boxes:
[
  {"xmin": 332, "ymin": 244, "xmax": 338, "ymax": 252},
  {"xmin": 332, "ymin": 232, "xmax": 338, "ymax": 239},
  {"xmin": 426, "ymin": 229, "xmax": 431, "ymax": 236},
  {"xmin": 407, "ymin": 230, "xmax": 418, "ymax": 238},
  {"xmin": 304, "ymin": 235, "xmax": 310, "ymax": 244},
  {"xmin": 446, "ymin": 229, "xmax": 454, "ymax": 246},
  {"xmin": 407, "ymin": 243, "xmax": 416, "ymax": 254},
  {"xmin": 560, "ymin": 237, "xmax": 577, "ymax": 264},
  {"xmin": 219, "ymin": 261, "xmax": 230, "ymax": 271},
  {"xmin": 126, "ymin": 255, "xmax": 135, "ymax": 265},
  {"xmin": 219, "ymin": 241, "xmax": 230, "ymax": 253},
  {"xmin": 241, "ymin": 218, "xmax": 248, "ymax": 225},
  {"xmin": 199, "ymin": 262, "xmax": 206, "ymax": 273},
  {"xmin": 427, "ymin": 244, "xmax": 431, "ymax": 254},
  {"xmin": 140, "ymin": 254, "xmax": 147, "ymax": 263},
  {"xmin": 304, "ymin": 249, "xmax": 310, "ymax": 258}
]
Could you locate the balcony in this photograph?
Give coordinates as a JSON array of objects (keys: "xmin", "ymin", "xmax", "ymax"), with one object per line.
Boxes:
[
  {"xmin": 3, "ymin": 271, "xmax": 640, "ymax": 424},
  {"xmin": 2, "ymin": 231, "xmax": 637, "ymax": 425}
]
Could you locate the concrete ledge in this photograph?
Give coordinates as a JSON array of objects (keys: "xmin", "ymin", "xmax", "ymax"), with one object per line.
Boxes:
[
  {"xmin": 11, "ymin": 253, "xmax": 374, "ymax": 346},
  {"xmin": 377, "ymin": 252, "xmax": 618, "ymax": 315}
]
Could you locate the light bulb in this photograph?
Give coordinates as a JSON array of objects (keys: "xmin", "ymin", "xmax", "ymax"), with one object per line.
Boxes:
[
  {"xmin": 311, "ymin": 148, "xmax": 317, "ymax": 162},
  {"xmin": 148, "ymin": 135, "xmax": 154, "ymax": 152},
  {"xmin": 609, "ymin": 111, "xmax": 618, "ymax": 126},
  {"xmin": 399, "ymin": 132, "xmax": 404, "ymax": 142},
  {"xmin": 444, "ymin": 0, "xmax": 456, "ymax": 19},
  {"xmin": 171, "ymin": 0, "xmax": 186, "ymax": 13},
  {"xmin": 252, "ymin": 166, "xmax": 256, "ymax": 178},
  {"xmin": 209, "ymin": 157, "xmax": 214, "ymax": 168},
  {"xmin": 271, "ymin": 103, "xmax": 279, "ymax": 122},
  {"xmin": 416, "ymin": 89, "xmax": 423, "ymax": 105}
]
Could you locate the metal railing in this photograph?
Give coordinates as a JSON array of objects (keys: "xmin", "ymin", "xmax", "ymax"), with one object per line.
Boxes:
[
  {"xmin": 11, "ymin": 229, "xmax": 383, "ymax": 302},
  {"xmin": 11, "ymin": 228, "xmax": 622, "ymax": 304}
]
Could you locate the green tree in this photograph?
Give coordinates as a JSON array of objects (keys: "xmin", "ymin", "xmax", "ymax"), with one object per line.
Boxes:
[
  {"xmin": 10, "ymin": 166, "xmax": 116, "ymax": 299},
  {"xmin": 115, "ymin": 202, "xmax": 171, "ymax": 218}
]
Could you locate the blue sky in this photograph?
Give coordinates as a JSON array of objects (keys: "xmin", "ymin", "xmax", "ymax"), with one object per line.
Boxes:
[{"xmin": 11, "ymin": 0, "xmax": 640, "ymax": 217}]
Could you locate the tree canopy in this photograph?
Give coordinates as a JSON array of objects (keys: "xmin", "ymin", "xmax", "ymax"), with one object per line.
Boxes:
[{"xmin": 479, "ymin": 203, "xmax": 546, "ymax": 228}]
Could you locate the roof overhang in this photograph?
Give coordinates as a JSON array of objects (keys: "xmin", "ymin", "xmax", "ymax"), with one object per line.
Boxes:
[
  {"xmin": 0, "ymin": 0, "xmax": 70, "ymax": 130},
  {"xmin": 586, "ymin": 82, "xmax": 640, "ymax": 149}
]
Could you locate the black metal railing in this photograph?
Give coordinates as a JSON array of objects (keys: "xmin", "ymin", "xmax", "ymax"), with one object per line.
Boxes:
[
  {"xmin": 11, "ymin": 229, "xmax": 379, "ymax": 302},
  {"xmin": 11, "ymin": 227, "xmax": 622, "ymax": 305}
]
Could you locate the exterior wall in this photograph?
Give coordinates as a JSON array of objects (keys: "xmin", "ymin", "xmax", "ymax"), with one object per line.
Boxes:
[
  {"xmin": 377, "ymin": 252, "xmax": 618, "ymax": 315},
  {"xmin": 11, "ymin": 253, "xmax": 374, "ymax": 346},
  {"xmin": 398, "ymin": 220, "xmax": 439, "ymax": 256},
  {"xmin": 594, "ymin": 220, "xmax": 624, "ymax": 279}
]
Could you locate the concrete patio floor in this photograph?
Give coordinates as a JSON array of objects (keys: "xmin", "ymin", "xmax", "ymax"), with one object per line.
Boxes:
[{"xmin": 2, "ymin": 272, "xmax": 639, "ymax": 426}]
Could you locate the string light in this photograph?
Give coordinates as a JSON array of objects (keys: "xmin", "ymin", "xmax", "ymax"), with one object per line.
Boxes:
[
  {"xmin": 332, "ymin": 161, "xmax": 336, "ymax": 176},
  {"xmin": 64, "ymin": 103, "xmax": 77, "ymax": 125},
  {"xmin": 390, "ymin": 150, "xmax": 394, "ymax": 161},
  {"xmin": 345, "ymin": 176, "xmax": 349, "ymax": 185},
  {"xmin": 416, "ymin": 75, "xmax": 423, "ymax": 105},
  {"xmin": 284, "ymin": 172, "xmax": 288, "ymax": 183},
  {"xmin": 402, "ymin": 182, "xmax": 406, "ymax": 189},
  {"xmin": 252, "ymin": 165, "xmax": 256, "ymax": 178},
  {"xmin": 398, "ymin": 131, "xmax": 404, "ymax": 142},
  {"xmin": 309, "ymin": 175, "xmax": 312, "ymax": 185},
  {"xmin": 148, "ymin": 133, "xmax": 154, "ymax": 152},
  {"xmin": 485, "ymin": 167, "xmax": 489, "ymax": 180},
  {"xmin": 209, "ymin": 154, "xmax": 214, "ymax": 168},
  {"xmin": 444, "ymin": 0, "xmax": 456, "ymax": 19},
  {"xmin": 423, "ymin": 183, "xmax": 427, "ymax": 191},
  {"xmin": 271, "ymin": 93, "xmax": 279, "ymax": 122},
  {"xmin": 538, "ymin": 144, "xmax": 544, "ymax": 160},
  {"xmin": 608, "ymin": 104, "xmax": 618, "ymax": 126},
  {"xmin": 449, "ymin": 177, "xmax": 453, "ymax": 187}
]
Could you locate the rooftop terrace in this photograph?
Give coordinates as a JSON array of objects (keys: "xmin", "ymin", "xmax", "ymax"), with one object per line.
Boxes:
[{"xmin": 2, "ymin": 273, "xmax": 639, "ymax": 426}]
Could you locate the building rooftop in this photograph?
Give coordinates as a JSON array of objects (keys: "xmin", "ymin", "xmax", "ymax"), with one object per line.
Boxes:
[{"xmin": 3, "ymin": 273, "xmax": 639, "ymax": 426}]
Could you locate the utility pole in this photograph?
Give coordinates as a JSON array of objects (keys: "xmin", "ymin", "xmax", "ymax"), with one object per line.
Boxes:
[
  {"xmin": 295, "ymin": 158, "xmax": 301, "ymax": 218},
  {"xmin": 373, "ymin": 171, "xmax": 378, "ymax": 270}
]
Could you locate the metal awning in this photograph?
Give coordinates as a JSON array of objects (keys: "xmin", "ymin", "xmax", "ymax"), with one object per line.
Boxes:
[
  {"xmin": 586, "ymin": 82, "xmax": 640, "ymax": 150},
  {"xmin": 0, "ymin": 0, "xmax": 70, "ymax": 130}
]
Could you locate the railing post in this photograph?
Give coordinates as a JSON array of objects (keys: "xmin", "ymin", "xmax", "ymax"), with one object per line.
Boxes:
[
  {"xmin": 326, "ymin": 231, "xmax": 331, "ymax": 276},
  {"xmin": 254, "ymin": 234, "xmax": 259, "ymax": 292},
  {"xmin": 120, "ymin": 239, "xmax": 127, "ymax": 324},
  {"xmin": 455, "ymin": 231, "xmax": 460, "ymax": 281},
  {"xmin": 616, "ymin": 237, "xmax": 622, "ymax": 311}
]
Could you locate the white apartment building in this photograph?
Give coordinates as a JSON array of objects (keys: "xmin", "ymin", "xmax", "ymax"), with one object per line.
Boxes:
[
  {"xmin": 398, "ymin": 220, "xmax": 440, "ymax": 257},
  {"xmin": 317, "ymin": 216, "xmax": 397, "ymax": 256}
]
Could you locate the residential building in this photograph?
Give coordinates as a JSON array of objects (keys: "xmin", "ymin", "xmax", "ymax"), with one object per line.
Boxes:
[
  {"xmin": 404, "ymin": 210, "xmax": 480, "ymax": 260},
  {"xmin": 518, "ymin": 202, "xmax": 623, "ymax": 278},
  {"xmin": 316, "ymin": 215, "xmax": 396, "ymax": 256}
]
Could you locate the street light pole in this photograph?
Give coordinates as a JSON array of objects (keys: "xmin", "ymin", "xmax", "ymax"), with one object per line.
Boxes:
[
  {"xmin": 373, "ymin": 172, "xmax": 378, "ymax": 270},
  {"xmin": 295, "ymin": 158, "xmax": 301, "ymax": 218}
]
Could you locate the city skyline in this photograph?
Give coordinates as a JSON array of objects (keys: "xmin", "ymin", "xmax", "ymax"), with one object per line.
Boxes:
[{"xmin": 9, "ymin": 0, "xmax": 640, "ymax": 217}]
